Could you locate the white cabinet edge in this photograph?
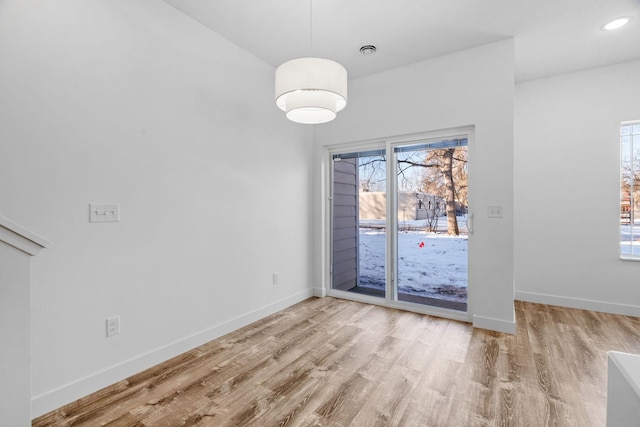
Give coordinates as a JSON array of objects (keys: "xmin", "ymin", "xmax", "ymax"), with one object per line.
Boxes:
[{"xmin": 608, "ymin": 351, "xmax": 640, "ymax": 399}]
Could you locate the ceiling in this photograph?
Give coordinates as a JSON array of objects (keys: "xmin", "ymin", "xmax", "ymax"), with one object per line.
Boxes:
[{"xmin": 162, "ymin": 0, "xmax": 640, "ymax": 82}]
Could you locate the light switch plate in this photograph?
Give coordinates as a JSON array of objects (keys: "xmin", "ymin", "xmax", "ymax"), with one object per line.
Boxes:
[
  {"xmin": 90, "ymin": 203, "xmax": 120, "ymax": 223},
  {"xmin": 487, "ymin": 205, "xmax": 503, "ymax": 218}
]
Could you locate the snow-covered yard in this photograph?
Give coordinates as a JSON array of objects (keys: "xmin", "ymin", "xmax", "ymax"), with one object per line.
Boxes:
[
  {"xmin": 358, "ymin": 218, "xmax": 468, "ymax": 303},
  {"xmin": 357, "ymin": 219, "xmax": 639, "ymax": 302},
  {"xmin": 620, "ymin": 222, "xmax": 640, "ymax": 256}
]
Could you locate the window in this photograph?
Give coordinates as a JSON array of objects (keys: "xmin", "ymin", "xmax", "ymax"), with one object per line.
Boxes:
[{"xmin": 620, "ymin": 121, "xmax": 640, "ymax": 259}]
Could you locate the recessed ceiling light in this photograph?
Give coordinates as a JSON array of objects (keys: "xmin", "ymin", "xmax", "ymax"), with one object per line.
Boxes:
[
  {"xmin": 602, "ymin": 17, "xmax": 631, "ymax": 31},
  {"xmin": 360, "ymin": 45, "xmax": 377, "ymax": 55}
]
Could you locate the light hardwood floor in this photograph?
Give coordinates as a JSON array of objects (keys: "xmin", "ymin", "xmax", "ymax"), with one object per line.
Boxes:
[{"xmin": 33, "ymin": 297, "xmax": 640, "ymax": 426}]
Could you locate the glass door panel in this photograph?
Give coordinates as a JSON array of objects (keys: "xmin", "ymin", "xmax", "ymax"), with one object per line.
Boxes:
[
  {"xmin": 394, "ymin": 138, "xmax": 469, "ymax": 311},
  {"xmin": 331, "ymin": 150, "xmax": 386, "ymax": 298}
]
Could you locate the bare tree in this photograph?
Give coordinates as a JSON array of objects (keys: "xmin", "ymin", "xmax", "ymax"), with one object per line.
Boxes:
[
  {"xmin": 442, "ymin": 149, "xmax": 459, "ymax": 234},
  {"xmin": 417, "ymin": 194, "xmax": 441, "ymax": 232},
  {"xmin": 358, "ymin": 155, "xmax": 387, "ymax": 192},
  {"xmin": 420, "ymin": 147, "xmax": 468, "ymax": 235},
  {"xmin": 355, "ymin": 147, "xmax": 468, "ymax": 235},
  {"xmin": 622, "ymin": 154, "xmax": 640, "ymax": 224}
]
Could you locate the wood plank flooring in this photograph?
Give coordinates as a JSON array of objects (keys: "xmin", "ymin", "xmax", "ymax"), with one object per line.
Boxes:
[{"xmin": 33, "ymin": 298, "xmax": 640, "ymax": 426}]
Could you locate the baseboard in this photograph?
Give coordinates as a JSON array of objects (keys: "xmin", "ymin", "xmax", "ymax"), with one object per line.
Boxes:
[
  {"xmin": 312, "ymin": 287, "xmax": 326, "ymax": 297},
  {"xmin": 473, "ymin": 314, "xmax": 516, "ymax": 334},
  {"xmin": 515, "ymin": 290, "xmax": 640, "ymax": 317},
  {"xmin": 31, "ymin": 288, "xmax": 314, "ymax": 419}
]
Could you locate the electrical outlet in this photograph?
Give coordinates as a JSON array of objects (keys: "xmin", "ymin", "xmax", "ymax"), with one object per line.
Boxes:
[
  {"xmin": 106, "ymin": 316, "xmax": 120, "ymax": 337},
  {"xmin": 273, "ymin": 273, "xmax": 279, "ymax": 285}
]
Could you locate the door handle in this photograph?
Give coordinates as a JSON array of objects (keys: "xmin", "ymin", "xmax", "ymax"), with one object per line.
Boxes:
[{"xmin": 466, "ymin": 213, "xmax": 473, "ymax": 234}]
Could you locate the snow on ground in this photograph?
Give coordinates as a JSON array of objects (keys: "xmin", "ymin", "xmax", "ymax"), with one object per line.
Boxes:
[
  {"xmin": 620, "ymin": 222, "xmax": 640, "ymax": 256},
  {"xmin": 358, "ymin": 217, "xmax": 468, "ymax": 303},
  {"xmin": 397, "ymin": 232, "xmax": 467, "ymax": 301},
  {"xmin": 358, "ymin": 219, "xmax": 640, "ymax": 300}
]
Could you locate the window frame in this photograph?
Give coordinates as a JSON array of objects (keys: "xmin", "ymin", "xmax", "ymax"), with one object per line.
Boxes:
[{"xmin": 620, "ymin": 120, "xmax": 640, "ymax": 261}]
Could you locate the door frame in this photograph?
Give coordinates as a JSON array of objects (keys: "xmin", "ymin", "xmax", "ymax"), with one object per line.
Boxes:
[{"xmin": 324, "ymin": 127, "xmax": 474, "ymax": 323}]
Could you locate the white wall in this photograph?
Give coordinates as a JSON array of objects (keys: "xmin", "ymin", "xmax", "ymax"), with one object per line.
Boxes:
[
  {"xmin": 515, "ymin": 60, "xmax": 640, "ymax": 315},
  {"xmin": 0, "ymin": 0, "xmax": 314, "ymax": 417},
  {"xmin": 313, "ymin": 39, "xmax": 516, "ymax": 333},
  {"xmin": 0, "ymin": 242, "xmax": 31, "ymax": 426}
]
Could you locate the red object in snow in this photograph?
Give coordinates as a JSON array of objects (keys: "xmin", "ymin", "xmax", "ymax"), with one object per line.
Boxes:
[{"xmin": 419, "ymin": 241, "xmax": 425, "ymax": 248}]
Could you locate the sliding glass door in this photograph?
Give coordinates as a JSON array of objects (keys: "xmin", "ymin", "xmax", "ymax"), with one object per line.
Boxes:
[{"xmin": 329, "ymin": 131, "xmax": 471, "ymax": 318}]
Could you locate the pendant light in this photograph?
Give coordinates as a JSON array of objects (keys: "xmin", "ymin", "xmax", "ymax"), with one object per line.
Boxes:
[{"xmin": 275, "ymin": 1, "xmax": 348, "ymax": 124}]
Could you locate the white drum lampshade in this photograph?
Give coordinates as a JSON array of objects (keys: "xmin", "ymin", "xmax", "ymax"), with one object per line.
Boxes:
[{"xmin": 275, "ymin": 57, "xmax": 347, "ymax": 124}]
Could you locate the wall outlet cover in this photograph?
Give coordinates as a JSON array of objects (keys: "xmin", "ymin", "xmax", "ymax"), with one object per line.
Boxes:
[{"xmin": 106, "ymin": 316, "xmax": 120, "ymax": 337}]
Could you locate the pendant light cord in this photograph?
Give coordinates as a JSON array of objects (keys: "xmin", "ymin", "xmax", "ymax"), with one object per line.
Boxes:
[{"xmin": 309, "ymin": 0, "xmax": 313, "ymax": 50}]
